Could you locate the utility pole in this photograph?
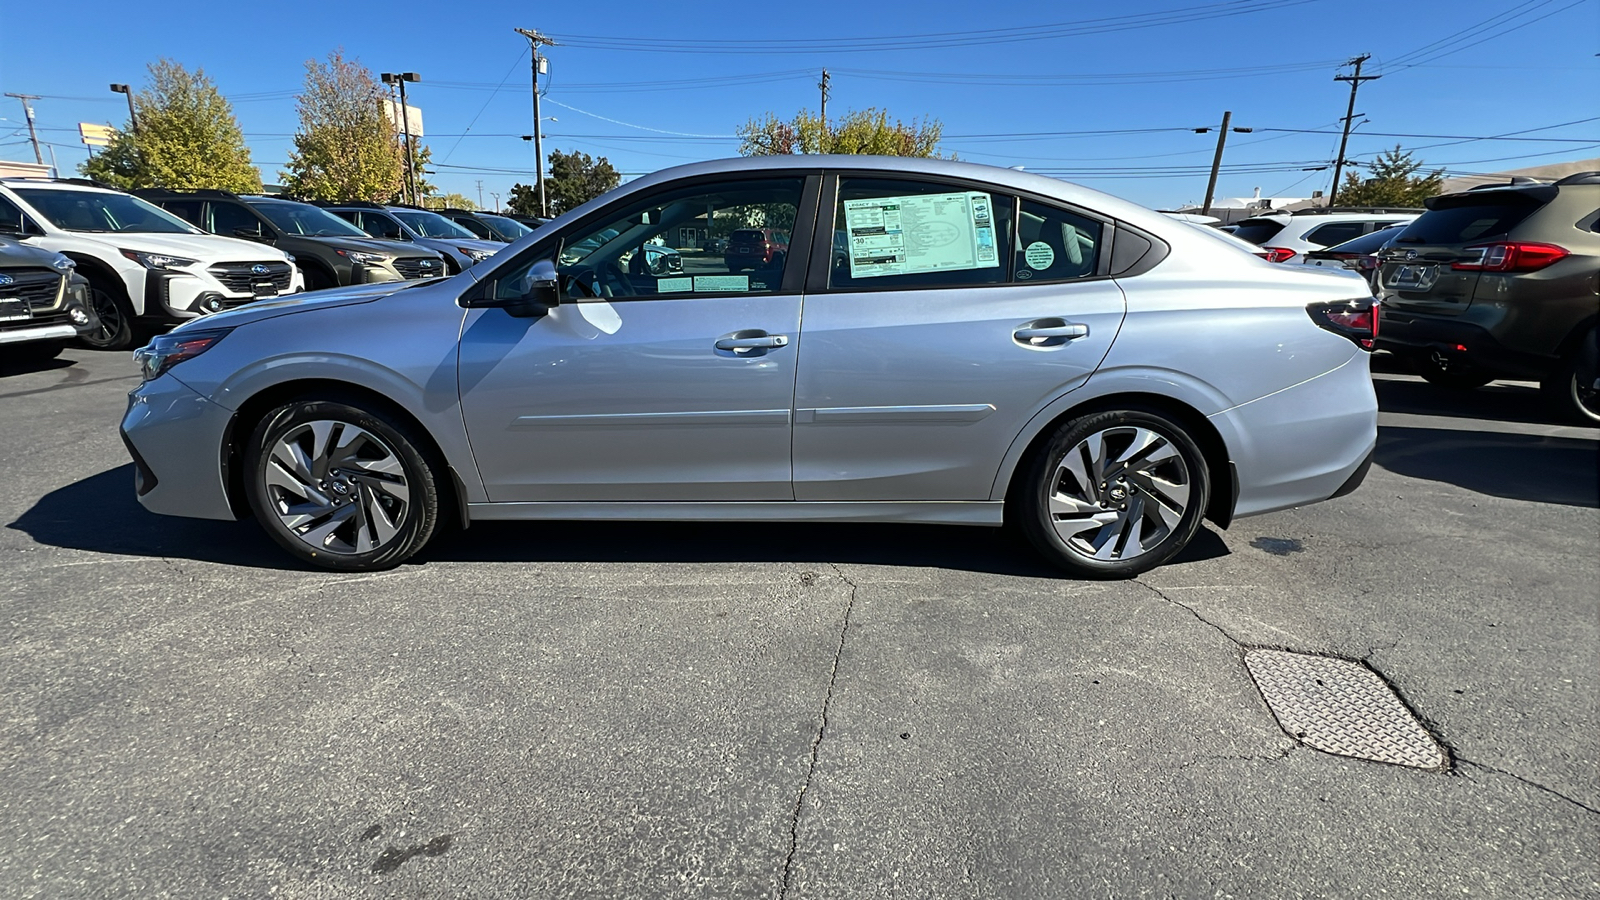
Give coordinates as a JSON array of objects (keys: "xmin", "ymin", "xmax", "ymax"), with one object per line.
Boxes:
[
  {"xmin": 475, "ymin": 180, "xmax": 484, "ymax": 208},
  {"xmin": 5, "ymin": 93, "xmax": 43, "ymax": 165},
  {"xmin": 1328, "ymin": 55, "xmax": 1379, "ymax": 208},
  {"xmin": 819, "ymin": 68, "xmax": 831, "ymax": 150},
  {"xmin": 1195, "ymin": 111, "xmax": 1253, "ymax": 218},
  {"xmin": 381, "ymin": 73, "xmax": 422, "ymax": 205},
  {"xmin": 515, "ymin": 27, "xmax": 558, "ymax": 217}
]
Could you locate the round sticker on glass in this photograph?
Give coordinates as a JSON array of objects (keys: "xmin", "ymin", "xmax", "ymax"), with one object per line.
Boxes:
[{"xmin": 1024, "ymin": 241, "xmax": 1055, "ymax": 270}]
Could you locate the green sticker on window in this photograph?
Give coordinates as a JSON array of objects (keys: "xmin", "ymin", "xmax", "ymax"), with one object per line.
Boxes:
[{"xmin": 657, "ymin": 277, "xmax": 693, "ymax": 293}]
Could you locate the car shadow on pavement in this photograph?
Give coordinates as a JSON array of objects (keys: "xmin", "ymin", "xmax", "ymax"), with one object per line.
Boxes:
[
  {"xmin": 0, "ymin": 355, "xmax": 76, "ymax": 378},
  {"xmin": 8, "ymin": 465, "xmax": 287, "ymax": 569},
  {"xmin": 14, "ymin": 465, "xmax": 1234, "ymax": 575},
  {"xmin": 1374, "ymin": 376, "xmax": 1575, "ymax": 429},
  {"xmin": 1375, "ymin": 426, "xmax": 1599, "ymax": 508}
]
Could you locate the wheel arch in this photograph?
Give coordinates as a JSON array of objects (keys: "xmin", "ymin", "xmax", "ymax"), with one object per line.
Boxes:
[
  {"xmin": 998, "ymin": 390, "xmax": 1237, "ymax": 530},
  {"xmin": 61, "ymin": 252, "xmax": 132, "ymax": 305},
  {"xmin": 221, "ymin": 378, "xmax": 470, "ymax": 530}
]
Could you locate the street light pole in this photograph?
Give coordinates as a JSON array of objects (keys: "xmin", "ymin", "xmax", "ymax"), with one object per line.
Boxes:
[
  {"xmin": 109, "ymin": 84, "xmax": 140, "ymax": 136},
  {"xmin": 1195, "ymin": 112, "xmax": 1253, "ymax": 218}
]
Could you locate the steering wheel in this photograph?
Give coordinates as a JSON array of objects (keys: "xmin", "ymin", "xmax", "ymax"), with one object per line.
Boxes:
[{"xmin": 561, "ymin": 261, "xmax": 635, "ymax": 300}]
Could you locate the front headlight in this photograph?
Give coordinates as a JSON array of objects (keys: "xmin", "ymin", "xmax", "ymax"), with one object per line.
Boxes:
[
  {"xmin": 119, "ymin": 249, "xmax": 199, "ymax": 270},
  {"xmin": 458, "ymin": 247, "xmax": 496, "ymax": 263},
  {"xmin": 132, "ymin": 328, "xmax": 233, "ymax": 382},
  {"xmin": 336, "ymin": 248, "xmax": 390, "ymax": 265},
  {"xmin": 51, "ymin": 256, "xmax": 75, "ymax": 272}
]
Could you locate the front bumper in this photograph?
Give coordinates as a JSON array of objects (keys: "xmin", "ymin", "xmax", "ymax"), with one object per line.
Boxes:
[
  {"xmin": 120, "ymin": 374, "xmax": 239, "ymax": 520},
  {"xmin": 139, "ymin": 269, "xmax": 307, "ymax": 323}
]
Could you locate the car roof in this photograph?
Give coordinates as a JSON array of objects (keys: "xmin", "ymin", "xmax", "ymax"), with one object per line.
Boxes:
[{"xmin": 0, "ymin": 178, "xmax": 122, "ymax": 194}]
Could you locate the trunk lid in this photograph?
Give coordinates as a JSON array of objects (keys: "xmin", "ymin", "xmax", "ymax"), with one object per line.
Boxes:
[{"xmin": 1378, "ymin": 188, "xmax": 1553, "ymax": 315}]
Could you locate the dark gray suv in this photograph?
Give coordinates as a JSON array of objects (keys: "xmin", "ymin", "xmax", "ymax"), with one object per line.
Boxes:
[{"xmin": 1376, "ymin": 172, "xmax": 1600, "ymax": 424}]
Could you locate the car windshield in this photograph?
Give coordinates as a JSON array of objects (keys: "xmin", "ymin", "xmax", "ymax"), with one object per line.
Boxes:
[
  {"xmin": 479, "ymin": 213, "xmax": 532, "ymax": 239},
  {"xmin": 14, "ymin": 188, "xmax": 198, "ymax": 234},
  {"xmin": 394, "ymin": 211, "xmax": 476, "ymax": 239},
  {"xmin": 1321, "ymin": 225, "xmax": 1403, "ymax": 255},
  {"xmin": 251, "ymin": 202, "xmax": 370, "ymax": 238}
]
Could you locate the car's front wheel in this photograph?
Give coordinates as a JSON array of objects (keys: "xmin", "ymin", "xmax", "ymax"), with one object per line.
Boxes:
[
  {"xmin": 1016, "ymin": 409, "xmax": 1211, "ymax": 579},
  {"xmin": 244, "ymin": 398, "xmax": 441, "ymax": 570},
  {"xmin": 79, "ymin": 278, "xmax": 133, "ymax": 350}
]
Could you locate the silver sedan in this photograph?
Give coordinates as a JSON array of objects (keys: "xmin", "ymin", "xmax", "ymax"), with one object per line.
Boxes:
[{"xmin": 121, "ymin": 156, "xmax": 1378, "ymax": 578}]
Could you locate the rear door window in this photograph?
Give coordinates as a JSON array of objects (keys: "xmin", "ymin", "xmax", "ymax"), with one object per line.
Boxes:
[
  {"xmin": 1303, "ymin": 221, "xmax": 1367, "ymax": 248},
  {"xmin": 829, "ymin": 177, "xmax": 1013, "ymax": 290},
  {"xmin": 159, "ymin": 199, "xmax": 204, "ymax": 226},
  {"xmin": 210, "ymin": 202, "xmax": 264, "ymax": 238},
  {"xmin": 1394, "ymin": 195, "xmax": 1546, "ymax": 245},
  {"xmin": 1231, "ymin": 219, "xmax": 1286, "ymax": 245},
  {"xmin": 1015, "ymin": 200, "xmax": 1102, "ymax": 281}
]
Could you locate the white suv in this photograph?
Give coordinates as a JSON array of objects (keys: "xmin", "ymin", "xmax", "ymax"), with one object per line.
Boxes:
[
  {"xmin": 1231, "ymin": 208, "xmax": 1420, "ymax": 265},
  {"xmin": 0, "ymin": 178, "xmax": 304, "ymax": 349}
]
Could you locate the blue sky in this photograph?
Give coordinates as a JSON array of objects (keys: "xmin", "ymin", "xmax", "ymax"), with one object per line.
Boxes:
[{"xmin": 2, "ymin": 0, "xmax": 1596, "ymax": 209}]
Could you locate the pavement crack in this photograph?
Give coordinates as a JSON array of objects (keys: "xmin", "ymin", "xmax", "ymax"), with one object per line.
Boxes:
[
  {"xmin": 778, "ymin": 567, "xmax": 857, "ymax": 899},
  {"xmin": 1456, "ymin": 757, "xmax": 1600, "ymax": 816},
  {"xmin": 1132, "ymin": 578, "xmax": 1246, "ymax": 648}
]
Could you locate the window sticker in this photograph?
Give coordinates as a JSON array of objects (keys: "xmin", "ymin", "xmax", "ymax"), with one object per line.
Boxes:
[
  {"xmin": 694, "ymin": 275, "xmax": 750, "ymax": 292},
  {"xmin": 1024, "ymin": 241, "xmax": 1055, "ymax": 270},
  {"xmin": 843, "ymin": 191, "xmax": 1000, "ymax": 278},
  {"xmin": 657, "ymin": 276, "xmax": 694, "ymax": 293}
]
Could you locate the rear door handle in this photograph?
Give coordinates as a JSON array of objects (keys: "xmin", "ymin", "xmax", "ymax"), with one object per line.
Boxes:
[
  {"xmin": 715, "ymin": 334, "xmax": 789, "ymax": 351},
  {"xmin": 1014, "ymin": 324, "xmax": 1089, "ymax": 340}
]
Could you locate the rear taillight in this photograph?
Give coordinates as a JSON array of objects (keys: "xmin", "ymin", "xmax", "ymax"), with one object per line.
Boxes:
[
  {"xmin": 1308, "ymin": 297, "xmax": 1379, "ymax": 350},
  {"xmin": 1263, "ymin": 247, "xmax": 1296, "ymax": 263},
  {"xmin": 1451, "ymin": 242, "xmax": 1569, "ymax": 272}
]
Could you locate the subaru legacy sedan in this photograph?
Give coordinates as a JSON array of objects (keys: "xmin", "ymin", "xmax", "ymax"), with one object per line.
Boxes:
[{"xmin": 121, "ymin": 157, "xmax": 1378, "ymax": 578}]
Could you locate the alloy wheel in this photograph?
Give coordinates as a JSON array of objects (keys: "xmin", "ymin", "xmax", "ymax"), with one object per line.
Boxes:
[
  {"xmin": 83, "ymin": 286, "xmax": 126, "ymax": 348},
  {"xmin": 263, "ymin": 420, "xmax": 412, "ymax": 555},
  {"xmin": 1047, "ymin": 425, "xmax": 1193, "ymax": 562}
]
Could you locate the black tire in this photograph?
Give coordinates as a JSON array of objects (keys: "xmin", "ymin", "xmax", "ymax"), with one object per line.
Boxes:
[
  {"xmin": 1541, "ymin": 329, "xmax": 1600, "ymax": 426},
  {"xmin": 244, "ymin": 398, "xmax": 441, "ymax": 570},
  {"xmin": 1016, "ymin": 408, "xmax": 1211, "ymax": 579},
  {"xmin": 79, "ymin": 277, "xmax": 134, "ymax": 350},
  {"xmin": 1413, "ymin": 356, "xmax": 1495, "ymax": 390}
]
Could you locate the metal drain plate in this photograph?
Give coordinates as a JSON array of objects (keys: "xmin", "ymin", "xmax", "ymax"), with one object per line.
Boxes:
[{"xmin": 1244, "ymin": 649, "xmax": 1447, "ymax": 770}]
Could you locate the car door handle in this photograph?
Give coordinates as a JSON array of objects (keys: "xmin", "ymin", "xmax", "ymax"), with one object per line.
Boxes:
[
  {"xmin": 1014, "ymin": 323, "xmax": 1089, "ymax": 340},
  {"xmin": 715, "ymin": 334, "xmax": 789, "ymax": 351}
]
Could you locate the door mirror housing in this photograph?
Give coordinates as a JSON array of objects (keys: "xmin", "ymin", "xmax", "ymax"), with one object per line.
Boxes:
[
  {"xmin": 233, "ymin": 227, "xmax": 270, "ymax": 242},
  {"xmin": 463, "ymin": 258, "xmax": 559, "ymax": 318}
]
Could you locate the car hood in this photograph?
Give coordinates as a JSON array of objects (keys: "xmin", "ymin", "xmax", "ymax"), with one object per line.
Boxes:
[
  {"xmin": 169, "ymin": 279, "xmax": 441, "ymax": 332},
  {"xmin": 289, "ymin": 234, "xmax": 416, "ymax": 256},
  {"xmin": 414, "ymin": 236, "xmax": 503, "ymax": 254},
  {"xmin": 0, "ymin": 235, "xmax": 71, "ymax": 268},
  {"xmin": 106, "ymin": 232, "xmax": 292, "ymax": 263}
]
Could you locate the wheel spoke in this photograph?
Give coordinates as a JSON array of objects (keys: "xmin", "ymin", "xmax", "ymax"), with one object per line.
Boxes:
[
  {"xmin": 363, "ymin": 485, "xmax": 400, "ymax": 545},
  {"xmin": 1048, "ymin": 491, "xmax": 1102, "ymax": 519},
  {"xmin": 299, "ymin": 505, "xmax": 357, "ymax": 548},
  {"xmin": 264, "ymin": 458, "xmax": 317, "ymax": 501}
]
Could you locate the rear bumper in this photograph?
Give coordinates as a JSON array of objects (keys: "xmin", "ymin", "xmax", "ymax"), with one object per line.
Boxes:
[
  {"xmin": 120, "ymin": 374, "xmax": 238, "ymax": 520},
  {"xmin": 1212, "ymin": 353, "xmax": 1379, "ymax": 519},
  {"xmin": 1376, "ymin": 310, "xmax": 1554, "ymax": 379}
]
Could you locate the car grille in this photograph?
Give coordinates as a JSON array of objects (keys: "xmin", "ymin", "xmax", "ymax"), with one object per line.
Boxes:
[
  {"xmin": 0, "ymin": 268, "xmax": 64, "ymax": 309},
  {"xmin": 394, "ymin": 257, "xmax": 443, "ymax": 279},
  {"xmin": 207, "ymin": 261, "xmax": 294, "ymax": 294}
]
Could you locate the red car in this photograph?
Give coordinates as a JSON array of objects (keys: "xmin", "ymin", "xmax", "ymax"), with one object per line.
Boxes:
[{"xmin": 723, "ymin": 228, "xmax": 788, "ymax": 272}]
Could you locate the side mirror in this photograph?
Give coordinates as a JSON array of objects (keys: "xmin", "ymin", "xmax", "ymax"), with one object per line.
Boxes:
[
  {"xmin": 233, "ymin": 227, "xmax": 268, "ymax": 242},
  {"xmin": 463, "ymin": 258, "xmax": 559, "ymax": 318}
]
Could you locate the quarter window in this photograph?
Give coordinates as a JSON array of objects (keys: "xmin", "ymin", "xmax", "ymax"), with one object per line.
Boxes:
[
  {"xmin": 1304, "ymin": 221, "xmax": 1368, "ymax": 248},
  {"xmin": 829, "ymin": 178, "xmax": 1012, "ymax": 290},
  {"xmin": 1016, "ymin": 200, "xmax": 1102, "ymax": 281},
  {"xmin": 210, "ymin": 202, "xmax": 263, "ymax": 238}
]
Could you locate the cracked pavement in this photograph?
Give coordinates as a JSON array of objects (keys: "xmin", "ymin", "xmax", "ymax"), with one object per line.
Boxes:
[{"xmin": 1, "ymin": 350, "xmax": 1595, "ymax": 898}]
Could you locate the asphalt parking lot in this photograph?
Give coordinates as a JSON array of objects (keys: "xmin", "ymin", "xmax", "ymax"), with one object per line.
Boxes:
[{"xmin": 2, "ymin": 347, "xmax": 1596, "ymax": 898}]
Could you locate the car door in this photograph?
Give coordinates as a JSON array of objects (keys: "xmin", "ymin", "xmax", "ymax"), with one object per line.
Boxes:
[
  {"xmin": 792, "ymin": 175, "xmax": 1126, "ymax": 501},
  {"xmin": 458, "ymin": 173, "xmax": 820, "ymax": 502}
]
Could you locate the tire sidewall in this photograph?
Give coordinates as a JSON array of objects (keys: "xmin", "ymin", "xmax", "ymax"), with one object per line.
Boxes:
[
  {"xmin": 1019, "ymin": 408, "xmax": 1211, "ymax": 579},
  {"xmin": 244, "ymin": 399, "xmax": 438, "ymax": 570},
  {"xmin": 79, "ymin": 280, "xmax": 133, "ymax": 350}
]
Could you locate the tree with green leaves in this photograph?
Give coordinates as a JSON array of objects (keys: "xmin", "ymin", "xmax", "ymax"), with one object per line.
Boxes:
[
  {"xmin": 545, "ymin": 150, "xmax": 620, "ymax": 216},
  {"xmin": 739, "ymin": 108, "xmax": 945, "ymax": 158},
  {"xmin": 79, "ymin": 60, "xmax": 260, "ymax": 192},
  {"xmin": 506, "ymin": 182, "xmax": 539, "ymax": 216},
  {"xmin": 281, "ymin": 51, "xmax": 403, "ymax": 202},
  {"xmin": 1334, "ymin": 146, "xmax": 1444, "ymax": 208},
  {"xmin": 422, "ymin": 192, "xmax": 476, "ymax": 210}
]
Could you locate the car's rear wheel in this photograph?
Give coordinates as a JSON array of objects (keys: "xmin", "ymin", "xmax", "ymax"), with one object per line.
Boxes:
[
  {"xmin": 1413, "ymin": 356, "xmax": 1494, "ymax": 389},
  {"xmin": 79, "ymin": 278, "xmax": 133, "ymax": 350},
  {"xmin": 1016, "ymin": 409, "xmax": 1210, "ymax": 579},
  {"xmin": 1542, "ymin": 328, "xmax": 1599, "ymax": 425},
  {"xmin": 244, "ymin": 399, "xmax": 440, "ymax": 570}
]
